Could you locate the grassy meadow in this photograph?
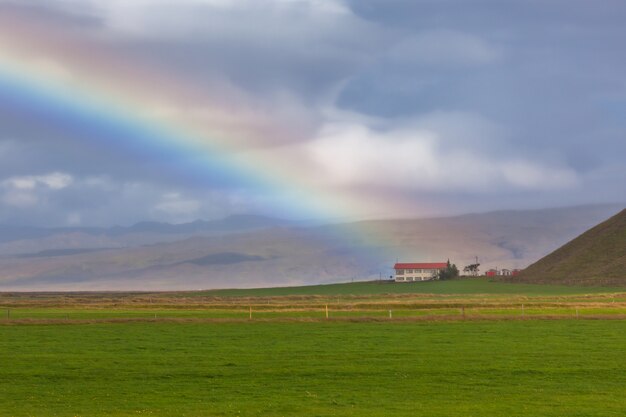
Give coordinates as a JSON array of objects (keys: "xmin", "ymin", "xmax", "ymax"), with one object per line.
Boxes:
[
  {"xmin": 2, "ymin": 278, "xmax": 626, "ymax": 416},
  {"xmin": 2, "ymin": 278, "xmax": 626, "ymax": 322},
  {"xmin": 190, "ymin": 277, "xmax": 625, "ymax": 297},
  {"xmin": 2, "ymin": 320, "xmax": 626, "ymax": 416}
]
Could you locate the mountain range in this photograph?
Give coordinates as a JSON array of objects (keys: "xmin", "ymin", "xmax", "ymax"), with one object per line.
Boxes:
[
  {"xmin": 0, "ymin": 204, "xmax": 622, "ymax": 290},
  {"xmin": 0, "ymin": 214, "xmax": 292, "ymax": 244}
]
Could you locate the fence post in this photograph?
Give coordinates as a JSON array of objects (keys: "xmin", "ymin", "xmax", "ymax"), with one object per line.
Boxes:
[
  {"xmin": 389, "ymin": 310, "xmax": 392, "ymax": 319},
  {"xmin": 249, "ymin": 306, "xmax": 252, "ymax": 320},
  {"xmin": 325, "ymin": 304, "xmax": 329, "ymax": 319}
]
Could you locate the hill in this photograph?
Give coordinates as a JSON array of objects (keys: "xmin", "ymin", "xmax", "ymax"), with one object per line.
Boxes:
[
  {"xmin": 0, "ymin": 204, "xmax": 622, "ymax": 290},
  {"xmin": 185, "ymin": 277, "xmax": 623, "ymax": 297},
  {"xmin": 349, "ymin": 204, "xmax": 623, "ymax": 271},
  {"xmin": 509, "ymin": 208, "xmax": 626, "ymax": 285}
]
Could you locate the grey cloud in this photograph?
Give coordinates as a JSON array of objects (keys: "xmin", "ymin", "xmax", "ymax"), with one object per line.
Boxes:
[
  {"xmin": 336, "ymin": 1, "xmax": 626, "ymax": 174},
  {"xmin": 0, "ymin": 0, "xmax": 103, "ymax": 28},
  {"xmin": 0, "ymin": 172, "xmax": 264, "ymax": 227},
  {"xmin": 347, "ymin": 0, "xmax": 626, "ymax": 34},
  {"xmin": 387, "ymin": 31, "xmax": 501, "ymax": 68},
  {"xmin": 0, "ymin": 0, "xmax": 624, "ymax": 226},
  {"xmin": 46, "ymin": 0, "xmax": 386, "ymax": 102}
]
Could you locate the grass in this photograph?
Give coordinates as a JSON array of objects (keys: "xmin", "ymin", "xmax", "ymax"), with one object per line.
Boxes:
[
  {"xmin": 185, "ymin": 277, "xmax": 625, "ymax": 297},
  {"xmin": 2, "ymin": 320, "xmax": 626, "ymax": 416},
  {"xmin": 2, "ymin": 278, "xmax": 626, "ymax": 322},
  {"xmin": 3, "ymin": 305, "xmax": 626, "ymax": 321},
  {"xmin": 2, "ymin": 280, "xmax": 626, "ymax": 416}
]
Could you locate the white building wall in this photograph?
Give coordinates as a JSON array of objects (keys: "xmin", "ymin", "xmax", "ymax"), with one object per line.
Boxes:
[{"xmin": 395, "ymin": 268, "xmax": 439, "ymax": 282}]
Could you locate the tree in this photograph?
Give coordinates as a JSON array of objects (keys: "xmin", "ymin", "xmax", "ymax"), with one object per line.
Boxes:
[
  {"xmin": 463, "ymin": 263, "xmax": 481, "ymax": 276},
  {"xmin": 437, "ymin": 259, "xmax": 459, "ymax": 280}
]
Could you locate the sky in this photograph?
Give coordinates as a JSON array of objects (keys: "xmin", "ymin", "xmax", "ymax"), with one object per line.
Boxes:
[{"xmin": 0, "ymin": 0, "xmax": 625, "ymax": 227}]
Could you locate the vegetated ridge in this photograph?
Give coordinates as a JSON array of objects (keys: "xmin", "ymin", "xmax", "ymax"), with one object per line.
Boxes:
[{"xmin": 508, "ymin": 208, "xmax": 626, "ymax": 285}]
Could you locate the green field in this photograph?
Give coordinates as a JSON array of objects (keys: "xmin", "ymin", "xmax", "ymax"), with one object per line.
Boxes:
[
  {"xmin": 2, "ymin": 279, "xmax": 626, "ymax": 416},
  {"xmin": 2, "ymin": 278, "xmax": 626, "ymax": 322},
  {"xmin": 2, "ymin": 320, "xmax": 626, "ymax": 416},
  {"xmin": 189, "ymin": 278, "xmax": 625, "ymax": 297},
  {"xmin": 2, "ymin": 304, "xmax": 626, "ymax": 321}
]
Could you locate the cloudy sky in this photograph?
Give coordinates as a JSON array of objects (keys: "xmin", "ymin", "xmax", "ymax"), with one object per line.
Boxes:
[{"xmin": 0, "ymin": 0, "xmax": 624, "ymax": 227}]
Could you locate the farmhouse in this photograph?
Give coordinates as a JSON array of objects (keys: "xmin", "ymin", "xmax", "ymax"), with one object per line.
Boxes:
[{"xmin": 394, "ymin": 262, "xmax": 447, "ymax": 282}]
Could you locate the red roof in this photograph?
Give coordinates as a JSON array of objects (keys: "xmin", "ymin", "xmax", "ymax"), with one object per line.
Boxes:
[{"xmin": 394, "ymin": 262, "xmax": 447, "ymax": 270}]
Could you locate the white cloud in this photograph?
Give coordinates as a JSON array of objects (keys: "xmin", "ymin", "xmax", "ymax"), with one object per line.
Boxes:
[
  {"xmin": 83, "ymin": 0, "xmax": 351, "ymax": 39},
  {"xmin": 501, "ymin": 161, "xmax": 578, "ymax": 189},
  {"xmin": 308, "ymin": 122, "xmax": 436, "ymax": 187},
  {"xmin": 307, "ymin": 121, "xmax": 578, "ymax": 191},
  {"xmin": 194, "ymin": 0, "xmax": 350, "ymax": 14},
  {"xmin": 39, "ymin": 172, "xmax": 73, "ymax": 189},
  {"xmin": 1, "ymin": 172, "xmax": 73, "ymax": 190},
  {"xmin": 3, "ymin": 177, "xmax": 37, "ymax": 190},
  {"xmin": 0, "ymin": 172, "xmax": 73, "ymax": 208},
  {"xmin": 2, "ymin": 190, "xmax": 38, "ymax": 207},
  {"xmin": 152, "ymin": 192, "xmax": 201, "ymax": 222},
  {"xmin": 66, "ymin": 212, "xmax": 82, "ymax": 226}
]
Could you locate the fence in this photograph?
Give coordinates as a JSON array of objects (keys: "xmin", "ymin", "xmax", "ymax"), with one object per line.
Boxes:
[{"xmin": 2, "ymin": 304, "xmax": 626, "ymax": 322}]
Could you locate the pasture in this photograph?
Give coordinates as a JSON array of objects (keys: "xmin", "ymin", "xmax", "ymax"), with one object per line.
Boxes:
[
  {"xmin": 2, "ymin": 321, "xmax": 626, "ymax": 416},
  {"xmin": 2, "ymin": 279, "xmax": 626, "ymax": 416},
  {"xmin": 190, "ymin": 277, "xmax": 625, "ymax": 297},
  {"xmin": 2, "ymin": 278, "xmax": 626, "ymax": 322}
]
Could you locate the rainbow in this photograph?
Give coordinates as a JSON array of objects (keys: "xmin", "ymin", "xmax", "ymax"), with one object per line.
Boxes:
[
  {"xmin": 0, "ymin": 11, "xmax": 357, "ymax": 222},
  {"xmin": 0, "ymin": 61, "xmax": 318, "ymax": 218},
  {"xmin": 0, "ymin": 8, "xmax": 425, "ymax": 231}
]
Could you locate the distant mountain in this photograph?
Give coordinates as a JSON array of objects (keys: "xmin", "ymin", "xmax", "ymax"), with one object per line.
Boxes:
[
  {"xmin": 108, "ymin": 214, "xmax": 292, "ymax": 236},
  {"xmin": 0, "ymin": 214, "xmax": 292, "ymax": 255},
  {"xmin": 0, "ymin": 204, "xmax": 622, "ymax": 291},
  {"xmin": 509, "ymin": 208, "xmax": 626, "ymax": 285},
  {"xmin": 0, "ymin": 225, "xmax": 67, "ymax": 243},
  {"xmin": 16, "ymin": 248, "xmax": 115, "ymax": 258},
  {"xmin": 180, "ymin": 252, "xmax": 267, "ymax": 266},
  {"xmin": 0, "ymin": 228, "xmax": 380, "ymax": 290}
]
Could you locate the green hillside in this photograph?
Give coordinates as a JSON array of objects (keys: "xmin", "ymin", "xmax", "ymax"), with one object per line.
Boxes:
[
  {"xmin": 510, "ymin": 208, "xmax": 626, "ymax": 285},
  {"xmin": 185, "ymin": 277, "xmax": 621, "ymax": 297}
]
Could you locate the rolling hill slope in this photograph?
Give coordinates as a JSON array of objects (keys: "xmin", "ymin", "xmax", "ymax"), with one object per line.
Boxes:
[{"xmin": 510, "ymin": 209, "xmax": 626, "ymax": 285}]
